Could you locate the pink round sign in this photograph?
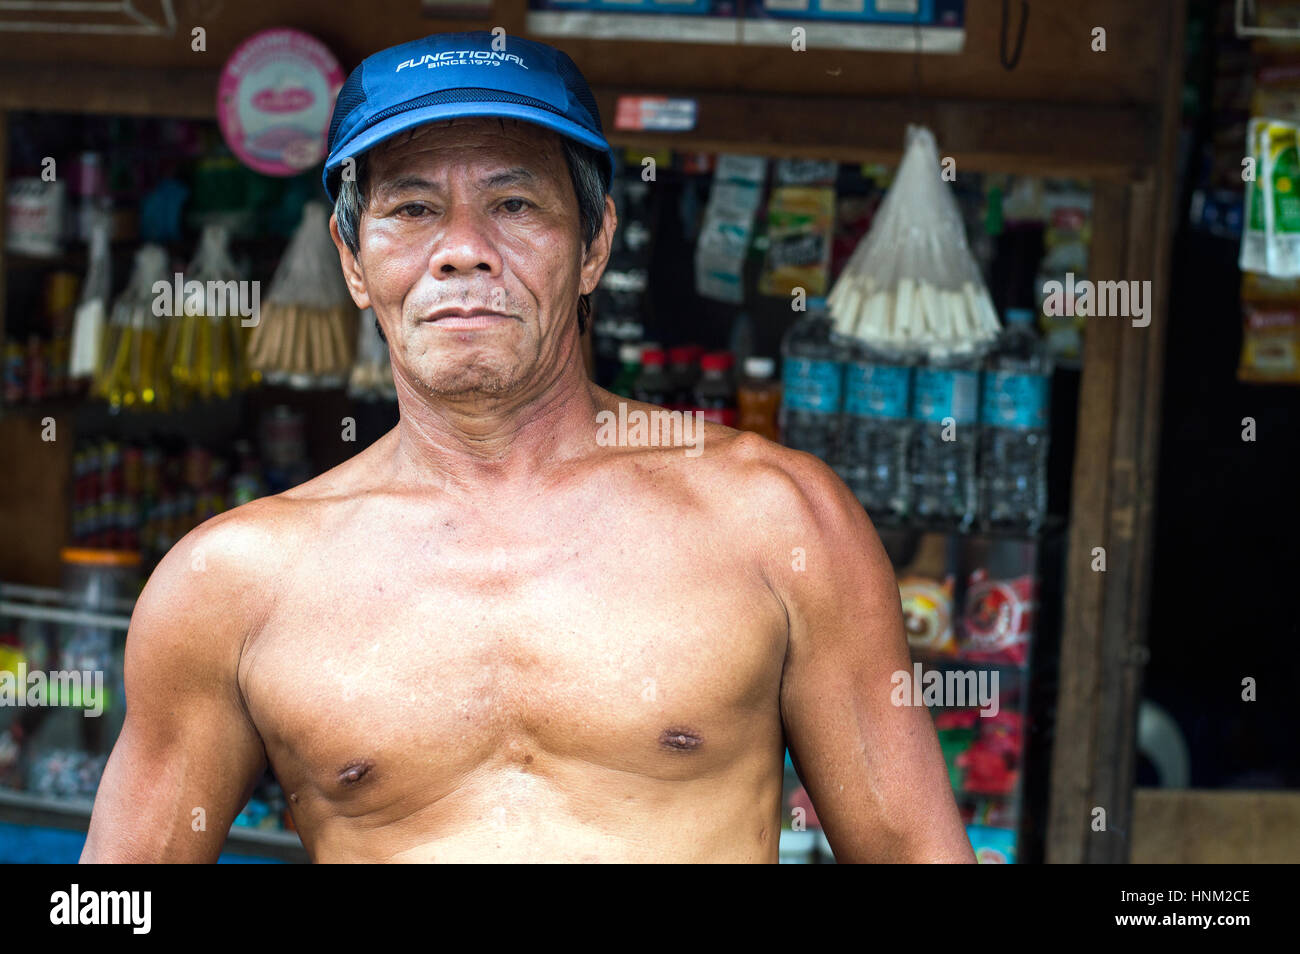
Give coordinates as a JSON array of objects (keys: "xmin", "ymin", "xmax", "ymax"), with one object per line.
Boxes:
[{"xmin": 217, "ymin": 28, "xmax": 343, "ymax": 177}]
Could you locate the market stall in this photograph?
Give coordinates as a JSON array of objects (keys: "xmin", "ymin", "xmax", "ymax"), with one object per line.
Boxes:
[{"xmin": 0, "ymin": 0, "xmax": 1188, "ymax": 864}]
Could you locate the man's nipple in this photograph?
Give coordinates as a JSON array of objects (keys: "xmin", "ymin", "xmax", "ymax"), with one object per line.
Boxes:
[
  {"xmin": 337, "ymin": 759, "xmax": 376, "ymax": 786},
  {"xmin": 659, "ymin": 728, "xmax": 703, "ymax": 752}
]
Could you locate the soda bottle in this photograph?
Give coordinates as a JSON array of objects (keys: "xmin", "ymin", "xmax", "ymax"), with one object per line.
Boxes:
[
  {"xmin": 737, "ymin": 356, "xmax": 782, "ymax": 442},
  {"xmin": 667, "ymin": 345, "xmax": 703, "ymax": 410},
  {"xmin": 610, "ymin": 343, "xmax": 642, "ymax": 399},
  {"xmin": 632, "ymin": 348, "xmax": 673, "ymax": 407},
  {"xmin": 693, "ymin": 352, "xmax": 737, "ymax": 426}
]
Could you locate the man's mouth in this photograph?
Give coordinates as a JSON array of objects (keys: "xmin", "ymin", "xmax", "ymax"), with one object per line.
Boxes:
[{"xmin": 422, "ymin": 308, "xmax": 515, "ymax": 330}]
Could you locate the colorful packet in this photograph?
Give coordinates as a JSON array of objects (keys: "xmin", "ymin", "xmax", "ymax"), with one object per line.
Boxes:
[
  {"xmin": 1240, "ymin": 117, "xmax": 1270, "ymax": 274},
  {"xmin": 899, "ymin": 574, "xmax": 957, "ymax": 656},
  {"xmin": 758, "ymin": 185, "xmax": 835, "ymax": 298},
  {"xmin": 1239, "ymin": 303, "xmax": 1300, "ymax": 382},
  {"xmin": 960, "ymin": 571, "xmax": 1036, "ymax": 667},
  {"xmin": 1264, "ymin": 120, "xmax": 1300, "ymax": 276}
]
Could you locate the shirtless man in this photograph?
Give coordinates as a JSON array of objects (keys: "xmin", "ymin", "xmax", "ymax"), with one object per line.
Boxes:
[{"xmin": 82, "ymin": 31, "xmax": 973, "ymax": 863}]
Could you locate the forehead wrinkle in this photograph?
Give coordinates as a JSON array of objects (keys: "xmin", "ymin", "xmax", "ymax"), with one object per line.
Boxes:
[{"xmin": 372, "ymin": 162, "xmax": 555, "ymax": 207}]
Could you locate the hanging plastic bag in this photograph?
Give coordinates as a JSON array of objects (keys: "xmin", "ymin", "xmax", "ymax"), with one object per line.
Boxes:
[
  {"xmin": 70, "ymin": 212, "xmax": 112, "ymax": 383},
  {"xmin": 163, "ymin": 224, "xmax": 254, "ymax": 404},
  {"xmin": 95, "ymin": 244, "xmax": 169, "ymax": 410},
  {"xmin": 827, "ymin": 126, "xmax": 1001, "ymax": 358}
]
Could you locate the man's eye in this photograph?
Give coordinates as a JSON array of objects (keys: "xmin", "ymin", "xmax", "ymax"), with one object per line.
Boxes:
[
  {"xmin": 499, "ymin": 198, "xmax": 531, "ymax": 214},
  {"xmin": 397, "ymin": 203, "xmax": 428, "ymax": 218}
]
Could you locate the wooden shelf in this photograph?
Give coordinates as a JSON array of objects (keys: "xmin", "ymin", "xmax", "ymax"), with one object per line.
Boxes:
[
  {"xmin": 0, "ymin": 788, "xmax": 309, "ymax": 862},
  {"xmin": 0, "ymin": 67, "xmax": 1154, "ymax": 182}
]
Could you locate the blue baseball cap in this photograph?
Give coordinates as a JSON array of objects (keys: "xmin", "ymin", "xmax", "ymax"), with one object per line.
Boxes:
[{"xmin": 322, "ymin": 30, "xmax": 616, "ymax": 202}]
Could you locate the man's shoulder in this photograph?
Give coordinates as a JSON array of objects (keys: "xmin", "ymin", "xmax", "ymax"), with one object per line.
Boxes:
[
  {"xmin": 696, "ymin": 426, "xmax": 864, "ymax": 536},
  {"xmin": 140, "ymin": 493, "xmax": 306, "ymax": 614}
]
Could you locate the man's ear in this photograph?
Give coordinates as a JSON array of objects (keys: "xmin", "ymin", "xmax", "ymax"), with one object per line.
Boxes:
[
  {"xmin": 329, "ymin": 212, "xmax": 372, "ymax": 311},
  {"xmin": 579, "ymin": 194, "xmax": 618, "ymax": 297}
]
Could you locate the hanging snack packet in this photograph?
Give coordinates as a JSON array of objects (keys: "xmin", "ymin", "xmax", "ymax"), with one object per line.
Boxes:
[
  {"xmin": 1238, "ymin": 271, "xmax": 1300, "ymax": 383},
  {"xmin": 1240, "ymin": 118, "xmax": 1269, "ymax": 275},
  {"xmin": 694, "ymin": 155, "xmax": 767, "ymax": 305},
  {"xmin": 959, "ymin": 570, "xmax": 1036, "ymax": 668},
  {"xmin": 758, "ymin": 186, "xmax": 836, "ymax": 298},
  {"xmin": 1264, "ymin": 119, "xmax": 1300, "ymax": 277}
]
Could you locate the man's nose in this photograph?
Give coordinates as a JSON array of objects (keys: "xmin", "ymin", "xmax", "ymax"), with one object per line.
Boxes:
[{"xmin": 427, "ymin": 205, "xmax": 503, "ymax": 277}]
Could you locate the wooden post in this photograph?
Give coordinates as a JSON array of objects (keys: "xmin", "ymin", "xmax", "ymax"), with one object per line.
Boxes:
[
  {"xmin": 0, "ymin": 109, "xmax": 7, "ymax": 332},
  {"xmin": 1046, "ymin": 0, "xmax": 1185, "ymax": 863}
]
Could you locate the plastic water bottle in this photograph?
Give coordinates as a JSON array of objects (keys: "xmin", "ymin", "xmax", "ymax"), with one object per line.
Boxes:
[
  {"xmin": 979, "ymin": 308, "xmax": 1052, "ymax": 533},
  {"xmin": 840, "ymin": 340, "xmax": 913, "ymax": 521},
  {"xmin": 909, "ymin": 352, "xmax": 981, "ymax": 529},
  {"xmin": 780, "ymin": 306, "xmax": 843, "ymax": 464}
]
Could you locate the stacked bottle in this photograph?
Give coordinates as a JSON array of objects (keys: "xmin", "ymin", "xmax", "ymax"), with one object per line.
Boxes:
[
  {"xmin": 908, "ymin": 351, "xmax": 981, "ymax": 530},
  {"xmin": 979, "ymin": 308, "xmax": 1052, "ymax": 532},
  {"xmin": 779, "ymin": 307, "xmax": 844, "ymax": 464},
  {"xmin": 840, "ymin": 340, "xmax": 914, "ymax": 522}
]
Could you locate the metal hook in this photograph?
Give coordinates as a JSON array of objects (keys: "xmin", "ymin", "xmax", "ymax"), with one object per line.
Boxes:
[{"xmin": 1000, "ymin": 0, "xmax": 1028, "ymax": 70}]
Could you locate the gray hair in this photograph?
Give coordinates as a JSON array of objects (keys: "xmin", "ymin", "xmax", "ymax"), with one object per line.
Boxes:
[{"xmin": 334, "ymin": 132, "xmax": 608, "ymax": 337}]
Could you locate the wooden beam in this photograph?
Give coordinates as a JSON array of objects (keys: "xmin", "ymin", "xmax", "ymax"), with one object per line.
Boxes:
[
  {"xmin": 506, "ymin": 0, "xmax": 1171, "ymax": 107},
  {"xmin": 1087, "ymin": 176, "xmax": 1156, "ymax": 864},
  {"xmin": 599, "ymin": 91, "xmax": 1155, "ymax": 182},
  {"xmin": 1046, "ymin": 0, "xmax": 1186, "ymax": 864},
  {"xmin": 0, "ymin": 63, "xmax": 219, "ymax": 118},
  {"xmin": 0, "ymin": 0, "xmax": 1173, "ymax": 109},
  {"xmin": 0, "ymin": 61, "xmax": 1157, "ymax": 179},
  {"xmin": 0, "ymin": 110, "xmax": 7, "ymax": 332},
  {"xmin": 1046, "ymin": 181, "xmax": 1127, "ymax": 864},
  {"xmin": 1133, "ymin": 789, "xmax": 1300, "ymax": 863}
]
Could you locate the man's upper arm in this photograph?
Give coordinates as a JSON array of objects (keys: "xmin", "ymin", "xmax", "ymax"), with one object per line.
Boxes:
[
  {"xmin": 758, "ymin": 445, "xmax": 975, "ymax": 863},
  {"xmin": 81, "ymin": 509, "xmax": 273, "ymax": 863}
]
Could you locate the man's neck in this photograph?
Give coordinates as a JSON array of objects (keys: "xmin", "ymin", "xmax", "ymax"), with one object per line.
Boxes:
[{"xmin": 389, "ymin": 351, "xmax": 602, "ymax": 503}]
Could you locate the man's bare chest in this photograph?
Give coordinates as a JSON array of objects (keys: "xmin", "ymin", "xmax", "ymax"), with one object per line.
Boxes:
[{"xmin": 238, "ymin": 504, "xmax": 788, "ymax": 800}]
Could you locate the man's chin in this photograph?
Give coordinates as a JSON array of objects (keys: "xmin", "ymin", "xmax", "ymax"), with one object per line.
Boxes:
[{"xmin": 407, "ymin": 366, "xmax": 520, "ymax": 399}]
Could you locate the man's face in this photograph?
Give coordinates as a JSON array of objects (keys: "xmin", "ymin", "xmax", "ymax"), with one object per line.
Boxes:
[{"xmin": 335, "ymin": 116, "xmax": 614, "ymax": 400}]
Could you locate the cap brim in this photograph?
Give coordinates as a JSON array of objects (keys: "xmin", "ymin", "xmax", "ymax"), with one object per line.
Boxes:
[{"xmin": 324, "ymin": 101, "xmax": 614, "ymax": 200}]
